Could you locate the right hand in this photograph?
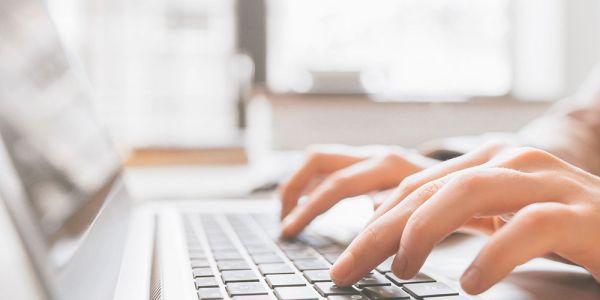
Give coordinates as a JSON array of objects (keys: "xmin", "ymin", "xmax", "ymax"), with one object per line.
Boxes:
[{"xmin": 279, "ymin": 144, "xmax": 439, "ymax": 237}]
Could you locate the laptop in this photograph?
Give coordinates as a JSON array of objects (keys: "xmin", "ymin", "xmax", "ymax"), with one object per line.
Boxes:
[{"xmin": 1, "ymin": 1, "xmax": 599, "ymax": 300}]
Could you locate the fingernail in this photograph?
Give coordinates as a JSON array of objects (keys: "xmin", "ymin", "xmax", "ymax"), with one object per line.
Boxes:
[
  {"xmin": 393, "ymin": 246, "xmax": 408, "ymax": 277},
  {"xmin": 460, "ymin": 265, "xmax": 481, "ymax": 294},
  {"xmin": 331, "ymin": 251, "xmax": 354, "ymax": 285}
]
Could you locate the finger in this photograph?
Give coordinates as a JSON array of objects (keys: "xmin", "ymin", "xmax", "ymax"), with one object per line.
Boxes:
[
  {"xmin": 369, "ymin": 141, "xmax": 507, "ymax": 224},
  {"xmin": 394, "ymin": 168, "xmax": 566, "ymax": 279},
  {"xmin": 330, "ymin": 174, "xmax": 450, "ymax": 286},
  {"xmin": 280, "ymin": 151, "xmax": 364, "ymax": 219},
  {"xmin": 461, "ymin": 202, "xmax": 576, "ymax": 294},
  {"xmin": 281, "ymin": 156, "xmax": 414, "ymax": 237}
]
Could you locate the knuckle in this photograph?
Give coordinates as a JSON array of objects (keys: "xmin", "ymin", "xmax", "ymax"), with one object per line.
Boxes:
[
  {"xmin": 520, "ymin": 203, "xmax": 571, "ymax": 229},
  {"xmin": 398, "ymin": 175, "xmax": 420, "ymax": 194},
  {"xmin": 509, "ymin": 147, "xmax": 557, "ymax": 164},
  {"xmin": 415, "ymin": 180, "xmax": 442, "ymax": 200},
  {"xmin": 405, "ymin": 214, "xmax": 428, "ymax": 238},
  {"xmin": 481, "ymin": 140, "xmax": 511, "ymax": 153},
  {"xmin": 380, "ymin": 152, "xmax": 404, "ymax": 165},
  {"xmin": 451, "ymin": 170, "xmax": 484, "ymax": 190},
  {"xmin": 360, "ymin": 226, "xmax": 380, "ymax": 246},
  {"xmin": 325, "ymin": 172, "xmax": 350, "ymax": 188}
]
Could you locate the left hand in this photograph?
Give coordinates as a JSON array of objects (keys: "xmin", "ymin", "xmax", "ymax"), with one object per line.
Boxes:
[{"xmin": 329, "ymin": 142, "xmax": 600, "ymax": 295}]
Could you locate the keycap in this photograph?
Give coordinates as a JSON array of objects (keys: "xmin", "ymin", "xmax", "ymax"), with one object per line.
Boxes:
[
  {"xmin": 265, "ymin": 274, "xmax": 306, "ymax": 288},
  {"xmin": 402, "ymin": 282, "xmax": 458, "ymax": 298},
  {"xmin": 193, "ymin": 267, "xmax": 214, "ymax": 278},
  {"xmin": 221, "ymin": 270, "xmax": 260, "ymax": 283},
  {"xmin": 302, "ymin": 270, "xmax": 331, "ymax": 283},
  {"xmin": 211, "ymin": 243, "xmax": 237, "ymax": 251},
  {"xmin": 323, "ymin": 253, "xmax": 340, "ymax": 264},
  {"xmin": 232, "ymin": 295, "xmax": 274, "ymax": 300},
  {"xmin": 214, "ymin": 251, "xmax": 244, "ymax": 261},
  {"xmin": 328, "ymin": 295, "xmax": 369, "ymax": 300},
  {"xmin": 195, "ymin": 277, "xmax": 219, "ymax": 288},
  {"xmin": 198, "ymin": 287, "xmax": 224, "ymax": 299},
  {"xmin": 385, "ymin": 272, "xmax": 435, "ymax": 285},
  {"xmin": 189, "ymin": 250, "xmax": 207, "ymax": 259},
  {"xmin": 277, "ymin": 240, "xmax": 308, "ymax": 251},
  {"xmin": 375, "ymin": 257, "xmax": 394, "ymax": 273},
  {"xmin": 284, "ymin": 249, "xmax": 317, "ymax": 260},
  {"xmin": 226, "ymin": 282, "xmax": 268, "ymax": 296},
  {"xmin": 293, "ymin": 259, "xmax": 329, "ymax": 271},
  {"xmin": 298, "ymin": 234, "xmax": 332, "ymax": 248},
  {"xmin": 274, "ymin": 286, "xmax": 319, "ymax": 300},
  {"xmin": 314, "ymin": 282, "xmax": 359, "ymax": 296},
  {"xmin": 315, "ymin": 244, "xmax": 344, "ymax": 254},
  {"xmin": 191, "ymin": 259, "xmax": 211, "ymax": 268},
  {"xmin": 356, "ymin": 272, "xmax": 391, "ymax": 288},
  {"xmin": 258, "ymin": 263, "xmax": 295, "ymax": 275},
  {"xmin": 246, "ymin": 245, "xmax": 274, "ymax": 254},
  {"xmin": 217, "ymin": 260, "xmax": 251, "ymax": 271},
  {"xmin": 252, "ymin": 253, "xmax": 284, "ymax": 264},
  {"xmin": 362, "ymin": 286, "xmax": 411, "ymax": 300}
]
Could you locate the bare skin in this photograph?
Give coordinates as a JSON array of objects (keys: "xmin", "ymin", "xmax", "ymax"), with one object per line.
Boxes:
[{"xmin": 280, "ymin": 142, "xmax": 600, "ymax": 295}]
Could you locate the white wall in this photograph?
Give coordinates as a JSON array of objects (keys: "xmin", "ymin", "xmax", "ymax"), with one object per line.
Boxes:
[{"xmin": 261, "ymin": 96, "xmax": 549, "ymax": 150}]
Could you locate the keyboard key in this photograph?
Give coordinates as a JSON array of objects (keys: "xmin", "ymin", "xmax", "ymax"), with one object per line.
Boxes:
[
  {"xmin": 252, "ymin": 253, "xmax": 284, "ymax": 264},
  {"xmin": 211, "ymin": 244, "xmax": 237, "ymax": 251},
  {"xmin": 314, "ymin": 282, "xmax": 359, "ymax": 296},
  {"xmin": 284, "ymin": 249, "xmax": 317, "ymax": 260},
  {"xmin": 193, "ymin": 267, "xmax": 214, "ymax": 278},
  {"xmin": 265, "ymin": 274, "xmax": 306, "ymax": 288},
  {"xmin": 385, "ymin": 272, "xmax": 435, "ymax": 285},
  {"xmin": 189, "ymin": 250, "xmax": 207, "ymax": 259},
  {"xmin": 258, "ymin": 263, "xmax": 295, "ymax": 275},
  {"xmin": 298, "ymin": 234, "xmax": 332, "ymax": 248},
  {"xmin": 375, "ymin": 257, "xmax": 394, "ymax": 273},
  {"xmin": 356, "ymin": 272, "xmax": 391, "ymax": 288},
  {"xmin": 217, "ymin": 260, "xmax": 251, "ymax": 271},
  {"xmin": 302, "ymin": 270, "xmax": 331, "ymax": 283},
  {"xmin": 214, "ymin": 251, "xmax": 244, "ymax": 261},
  {"xmin": 402, "ymin": 282, "xmax": 458, "ymax": 298},
  {"xmin": 323, "ymin": 253, "xmax": 340, "ymax": 264},
  {"xmin": 195, "ymin": 277, "xmax": 219, "ymax": 288},
  {"xmin": 227, "ymin": 282, "xmax": 268, "ymax": 296},
  {"xmin": 232, "ymin": 296, "xmax": 274, "ymax": 300},
  {"xmin": 293, "ymin": 259, "xmax": 329, "ymax": 271},
  {"xmin": 274, "ymin": 286, "xmax": 319, "ymax": 300},
  {"xmin": 191, "ymin": 259, "xmax": 211, "ymax": 268},
  {"xmin": 328, "ymin": 295, "xmax": 369, "ymax": 300},
  {"xmin": 277, "ymin": 240, "xmax": 308, "ymax": 251},
  {"xmin": 246, "ymin": 245, "xmax": 274, "ymax": 254},
  {"xmin": 315, "ymin": 244, "xmax": 344, "ymax": 254},
  {"xmin": 362, "ymin": 286, "xmax": 411, "ymax": 300},
  {"xmin": 221, "ymin": 270, "xmax": 260, "ymax": 283},
  {"xmin": 198, "ymin": 287, "xmax": 224, "ymax": 299}
]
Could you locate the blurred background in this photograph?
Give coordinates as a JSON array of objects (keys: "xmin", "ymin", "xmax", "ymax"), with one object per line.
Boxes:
[{"xmin": 44, "ymin": 0, "xmax": 600, "ymax": 155}]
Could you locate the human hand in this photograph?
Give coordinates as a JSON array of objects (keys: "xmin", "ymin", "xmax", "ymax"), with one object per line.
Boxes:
[
  {"xmin": 330, "ymin": 142, "xmax": 600, "ymax": 295},
  {"xmin": 279, "ymin": 144, "xmax": 438, "ymax": 237}
]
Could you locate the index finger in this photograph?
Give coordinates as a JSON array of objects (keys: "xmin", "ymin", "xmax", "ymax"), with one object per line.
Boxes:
[{"xmin": 280, "ymin": 151, "xmax": 365, "ymax": 219}]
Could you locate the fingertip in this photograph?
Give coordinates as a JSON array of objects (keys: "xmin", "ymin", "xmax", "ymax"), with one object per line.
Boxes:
[
  {"xmin": 280, "ymin": 216, "xmax": 299, "ymax": 237},
  {"xmin": 330, "ymin": 251, "xmax": 355, "ymax": 286},
  {"xmin": 460, "ymin": 265, "xmax": 485, "ymax": 295}
]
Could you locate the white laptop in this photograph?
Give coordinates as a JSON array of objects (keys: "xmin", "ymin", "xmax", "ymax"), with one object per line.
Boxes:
[{"xmin": 1, "ymin": 1, "xmax": 599, "ymax": 300}]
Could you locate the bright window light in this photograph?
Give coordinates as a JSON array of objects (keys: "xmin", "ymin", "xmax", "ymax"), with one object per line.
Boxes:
[{"xmin": 268, "ymin": 0, "xmax": 513, "ymax": 99}]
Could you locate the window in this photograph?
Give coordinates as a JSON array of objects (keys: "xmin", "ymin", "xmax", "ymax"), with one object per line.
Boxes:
[
  {"xmin": 268, "ymin": 0, "xmax": 512, "ymax": 98},
  {"xmin": 48, "ymin": 0, "xmax": 239, "ymax": 148}
]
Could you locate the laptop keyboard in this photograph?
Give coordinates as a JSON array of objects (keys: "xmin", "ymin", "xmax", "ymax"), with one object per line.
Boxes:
[{"xmin": 182, "ymin": 213, "xmax": 468, "ymax": 300}]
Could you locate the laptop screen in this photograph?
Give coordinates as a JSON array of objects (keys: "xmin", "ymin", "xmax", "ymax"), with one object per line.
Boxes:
[{"xmin": 0, "ymin": 0, "xmax": 121, "ymax": 264}]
